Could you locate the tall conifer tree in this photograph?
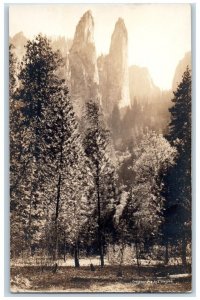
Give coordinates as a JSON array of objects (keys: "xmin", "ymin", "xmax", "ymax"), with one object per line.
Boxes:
[
  {"xmin": 83, "ymin": 100, "xmax": 118, "ymax": 267},
  {"xmin": 163, "ymin": 67, "xmax": 192, "ymax": 266}
]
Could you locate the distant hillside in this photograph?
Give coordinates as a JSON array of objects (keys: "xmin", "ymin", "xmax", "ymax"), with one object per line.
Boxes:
[
  {"xmin": 10, "ymin": 31, "xmax": 27, "ymax": 60},
  {"xmin": 129, "ymin": 65, "xmax": 161, "ymax": 104}
]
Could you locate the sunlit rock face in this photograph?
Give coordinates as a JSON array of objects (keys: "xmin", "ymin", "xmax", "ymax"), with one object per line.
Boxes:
[
  {"xmin": 172, "ymin": 52, "xmax": 191, "ymax": 91},
  {"xmin": 98, "ymin": 18, "xmax": 130, "ymax": 116},
  {"xmin": 108, "ymin": 18, "xmax": 130, "ymax": 109},
  {"xmin": 69, "ymin": 10, "xmax": 99, "ymax": 118},
  {"xmin": 97, "ymin": 54, "xmax": 109, "ymax": 114},
  {"xmin": 129, "ymin": 65, "xmax": 161, "ymax": 104}
]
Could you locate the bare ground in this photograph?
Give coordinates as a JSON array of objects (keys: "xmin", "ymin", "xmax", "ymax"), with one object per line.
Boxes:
[{"xmin": 10, "ymin": 264, "xmax": 192, "ymax": 293}]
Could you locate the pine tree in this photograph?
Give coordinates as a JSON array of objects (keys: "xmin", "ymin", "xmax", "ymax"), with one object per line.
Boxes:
[
  {"xmin": 10, "ymin": 44, "xmax": 20, "ymax": 204},
  {"xmin": 43, "ymin": 84, "xmax": 93, "ymax": 265},
  {"xmin": 12, "ymin": 35, "xmax": 64, "ymax": 256},
  {"xmin": 83, "ymin": 100, "xmax": 118, "ymax": 267},
  {"xmin": 10, "ymin": 44, "xmax": 24, "ymax": 257},
  {"xmin": 11, "ymin": 34, "xmax": 94, "ymax": 264},
  {"xmin": 10, "ymin": 44, "xmax": 18, "ymax": 205},
  {"xmin": 163, "ymin": 67, "xmax": 192, "ymax": 266}
]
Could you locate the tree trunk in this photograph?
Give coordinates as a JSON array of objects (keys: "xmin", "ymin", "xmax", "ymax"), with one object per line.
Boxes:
[
  {"xmin": 96, "ymin": 163, "xmax": 104, "ymax": 268},
  {"xmin": 54, "ymin": 123, "xmax": 64, "ymax": 261},
  {"xmin": 135, "ymin": 242, "xmax": 140, "ymax": 276},
  {"xmin": 28, "ymin": 189, "xmax": 33, "ymax": 257},
  {"xmin": 165, "ymin": 239, "xmax": 169, "ymax": 265},
  {"xmin": 64, "ymin": 232, "xmax": 66, "ymax": 262},
  {"xmin": 99, "ymin": 239, "xmax": 104, "ymax": 268},
  {"xmin": 54, "ymin": 173, "xmax": 62, "ymax": 261},
  {"xmin": 181, "ymin": 234, "xmax": 187, "ymax": 267},
  {"xmin": 54, "ymin": 227, "xmax": 58, "ymax": 261},
  {"xmin": 74, "ymin": 242, "xmax": 80, "ymax": 268}
]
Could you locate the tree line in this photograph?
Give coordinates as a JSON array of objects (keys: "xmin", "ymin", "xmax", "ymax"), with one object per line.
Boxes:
[{"xmin": 10, "ymin": 35, "xmax": 191, "ymax": 269}]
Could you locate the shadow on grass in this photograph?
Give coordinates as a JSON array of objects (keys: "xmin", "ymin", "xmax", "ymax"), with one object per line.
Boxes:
[{"xmin": 10, "ymin": 264, "xmax": 192, "ymax": 292}]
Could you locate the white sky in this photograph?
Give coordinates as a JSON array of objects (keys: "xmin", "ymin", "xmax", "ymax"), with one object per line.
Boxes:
[{"xmin": 9, "ymin": 4, "xmax": 191, "ymax": 90}]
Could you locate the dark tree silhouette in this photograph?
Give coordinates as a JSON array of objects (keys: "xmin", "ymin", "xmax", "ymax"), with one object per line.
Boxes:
[{"xmin": 163, "ymin": 67, "xmax": 191, "ymax": 267}]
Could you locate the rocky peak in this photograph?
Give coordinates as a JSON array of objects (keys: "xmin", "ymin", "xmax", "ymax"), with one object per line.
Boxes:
[
  {"xmin": 69, "ymin": 10, "xmax": 99, "ymax": 118},
  {"xmin": 99, "ymin": 18, "xmax": 130, "ymax": 114},
  {"xmin": 110, "ymin": 18, "xmax": 127, "ymax": 47},
  {"xmin": 72, "ymin": 10, "xmax": 94, "ymax": 49}
]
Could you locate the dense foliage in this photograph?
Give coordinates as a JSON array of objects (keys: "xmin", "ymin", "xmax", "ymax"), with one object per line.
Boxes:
[{"xmin": 162, "ymin": 67, "xmax": 192, "ymax": 266}]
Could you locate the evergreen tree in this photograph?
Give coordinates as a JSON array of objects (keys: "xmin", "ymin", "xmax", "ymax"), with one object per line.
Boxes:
[
  {"xmin": 83, "ymin": 100, "xmax": 118, "ymax": 267},
  {"xmin": 10, "ymin": 44, "xmax": 25, "ymax": 257},
  {"xmin": 12, "ymin": 35, "xmax": 64, "ymax": 255},
  {"xmin": 43, "ymin": 84, "xmax": 93, "ymax": 265},
  {"xmin": 10, "ymin": 34, "xmax": 94, "ymax": 264},
  {"xmin": 163, "ymin": 67, "xmax": 192, "ymax": 266}
]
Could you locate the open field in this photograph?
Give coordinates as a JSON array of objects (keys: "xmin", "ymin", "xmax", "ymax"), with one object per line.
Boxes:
[{"xmin": 10, "ymin": 264, "xmax": 192, "ymax": 293}]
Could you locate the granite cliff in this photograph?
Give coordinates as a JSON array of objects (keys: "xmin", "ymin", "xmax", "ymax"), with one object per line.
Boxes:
[
  {"xmin": 69, "ymin": 10, "xmax": 99, "ymax": 117},
  {"xmin": 98, "ymin": 18, "xmax": 130, "ymax": 116}
]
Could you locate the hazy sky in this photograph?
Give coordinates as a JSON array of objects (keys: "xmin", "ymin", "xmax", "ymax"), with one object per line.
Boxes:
[{"xmin": 9, "ymin": 4, "xmax": 191, "ymax": 90}]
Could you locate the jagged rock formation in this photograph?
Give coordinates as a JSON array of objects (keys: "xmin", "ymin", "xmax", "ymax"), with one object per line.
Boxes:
[
  {"xmin": 69, "ymin": 10, "xmax": 99, "ymax": 117},
  {"xmin": 129, "ymin": 65, "xmax": 161, "ymax": 104},
  {"xmin": 172, "ymin": 52, "xmax": 191, "ymax": 91},
  {"xmin": 108, "ymin": 18, "xmax": 130, "ymax": 109},
  {"xmin": 98, "ymin": 18, "xmax": 130, "ymax": 116}
]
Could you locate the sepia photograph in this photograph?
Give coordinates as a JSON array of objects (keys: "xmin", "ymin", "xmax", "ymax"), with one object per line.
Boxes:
[{"xmin": 9, "ymin": 3, "xmax": 192, "ymax": 293}]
